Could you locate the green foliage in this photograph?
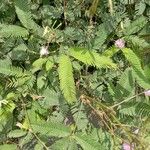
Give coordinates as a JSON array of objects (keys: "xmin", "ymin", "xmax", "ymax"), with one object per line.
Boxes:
[
  {"xmin": 58, "ymin": 54, "xmax": 76, "ymax": 104},
  {"xmin": 31, "ymin": 122, "xmax": 71, "ymax": 137},
  {"xmin": 14, "ymin": 0, "xmax": 37, "ymax": 30},
  {"xmin": 109, "ymin": 67, "xmax": 135, "ymax": 100},
  {"xmin": 69, "ymin": 47, "xmax": 116, "ymax": 68},
  {"xmin": 136, "ymin": 102, "xmax": 150, "ymax": 117},
  {"xmin": 75, "ymin": 134, "xmax": 102, "ymax": 150},
  {"xmin": 51, "ymin": 137, "xmax": 78, "ymax": 150},
  {"xmin": 0, "ymin": 24, "xmax": 29, "ymax": 37},
  {"xmin": 126, "ymin": 35, "xmax": 149, "ymax": 48},
  {"xmin": 0, "ymin": 144, "xmax": 17, "ymax": 150},
  {"xmin": 122, "ymin": 48, "xmax": 150, "ymax": 89},
  {"xmin": 8, "ymin": 130, "xmax": 27, "ymax": 138},
  {"xmin": 124, "ymin": 16, "xmax": 147, "ymax": 35},
  {"xmin": 0, "ymin": 59, "xmax": 25, "ymax": 77},
  {"xmin": 0, "ymin": 0, "xmax": 150, "ymax": 149}
]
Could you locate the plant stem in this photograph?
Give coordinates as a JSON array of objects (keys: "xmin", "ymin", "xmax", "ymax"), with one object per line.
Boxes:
[
  {"xmin": 111, "ymin": 92, "xmax": 144, "ymax": 108},
  {"xmin": 21, "ymin": 97, "xmax": 49, "ymax": 150},
  {"xmin": 108, "ymin": 0, "xmax": 113, "ymax": 15}
]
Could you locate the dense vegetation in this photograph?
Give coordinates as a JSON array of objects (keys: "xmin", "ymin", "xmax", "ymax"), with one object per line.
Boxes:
[{"xmin": 0, "ymin": 0, "xmax": 150, "ymax": 149}]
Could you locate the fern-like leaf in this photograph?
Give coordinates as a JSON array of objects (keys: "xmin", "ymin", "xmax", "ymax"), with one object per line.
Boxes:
[
  {"xmin": 122, "ymin": 48, "xmax": 150, "ymax": 89},
  {"xmin": 8, "ymin": 130, "xmax": 27, "ymax": 138},
  {"xmin": 135, "ymin": 102, "xmax": 150, "ymax": 117},
  {"xmin": 103, "ymin": 46, "xmax": 120, "ymax": 57},
  {"xmin": 0, "ymin": 64, "xmax": 23, "ymax": 77},
  {"xmin": 135, "ymin": 1, "xmax": 146, "ymax": 16},
  {"xmin": 113, "ymin": 67, "xmax": 135, "ymax": 100},
  {"xmin": 74, "ymin": 134, "xmax": 102, "ymax": 150},
  {"xmin": 93, "ymin": 24, "xmax": 109, "ymax": 49},
  {"xmin": 69, "ymin": 47, "xmax": 116, "ymax": 68},
  {"xmin": 0, "ymin": 24, "xmax": 29, "ymax": 37},
  {"xmin": 119, "ymin": 102, "xmax": 136, "ymax": 117},
  {"xmin": 14, "ymin": 0, "xmax": 38, "ymax": 30},
  {"xmin": 51, "ymin": 137, "xmax": 78, "ymax": 150},
  {"xmin": 126, "ymin": 35, "xmax": 149, "ymax": 48},
  {"xmin": 124, "ymin": 16, "xmax": 147, "ymax": 35},
  {"xmin": 0, "ymin": 144, "xmax": 17, "ymax": 150},
  {"xmin": 31, "ymin": 122, "xmax": 71, "ymax": 137},
  {"xmin": 58, "ymin": 55, "xmax": 76, "ymax": 104}
]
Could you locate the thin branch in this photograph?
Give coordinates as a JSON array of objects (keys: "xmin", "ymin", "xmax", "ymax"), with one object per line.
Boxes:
[
  {"xmin": 108, "ymin": 0, "xmax": 113, "ymax": 15},
  {"xmin": 111, "ymin": 92, "xmax": 144, "ymax": 108},
  {"xmin": 21, "ymin": 97, "xmax": 49, "ymax": 150},
  {"xmin": 63, "ymin": 0, "xmax": 67, "ymax": 26}
]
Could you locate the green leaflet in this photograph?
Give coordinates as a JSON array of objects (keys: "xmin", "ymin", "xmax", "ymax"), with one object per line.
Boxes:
[
  {"xmin": 0, "ymin": 58, "xmax": 34, "ymax": 88},
  {"xmin": 116, "ymin": 68, "xmax": 135, "ymax": 98},
  {"xmin": 11, "ymin": 44, "xmax": 29, "ymax": 61},
  {"xmin": 31, "ymin": 123, "xmax": 105, "ymax": 150},
  {"xmin": 18, "ymin": 132, "xmax": 33, "ymax": 149},
  {"xmin": 119, "ymin": 102, "xmax": 136, "ymax": 117},
  {"xmin": 32, "ymin": 57, "xmax": 54, "ymax": 73},
  {"xmin": 14, "ymin": 0, "xmax": 38, "ymax": 30},
  {"xmin": 58, "ymin": 54, "xmax": 76, "ymax": 104},
  {"xmin": 45, "ymin": 59, "xmax": 54, "ymax": 71},
  {"xmin": 42, "ymin": 88, "xmax": 60, "ymax": 107},
  {"xmin": 112, "ymin": 67, "xmax": 135, "ymax": 100},
  {"xmin": 125, "ymin": 35, "xmax": 149, "ymax": 48},
  {"xmin": 122, "ymin": 48, "xmax": 150, "ymax": 89},
  {"xmin": 0, "ymin": 144, "xmax": 17, "ymax": 150},
  {"xmin": 74, "ymin": 134, "xmax": 102, "ymax": 150},
  {"xmin": 93, "ymin": 24, "xmax": 109, "ymax": 49},
  {"xmin": 136, "ymin": 102, "xmax": 150, "ymax": 117},
  {"xmin": 69, "ymin": 47, "xmax": 117, "ymax": 68},
  {"xmin": 32, "ymin": 58, "xmax": 47, "ymax": 73},
  {"xmin": 0, "ymin": 24, "xmax": 29, "ymax": 37},
  {"xmin": 124, "ymin": 16, "xmax": 147, "ymax": 35},
  {"xmin": 51, "ymin": 137, "xmax": 78, "ymax": 150},
  {"xmin": 8, "ymin": 130, "xmax": 27, "ymax": 138},
  {"xmin": 135, "ymin": 1, "xmax": 146, "ymax": 16},
  {"xmin": 31, "ymin": 122, "xmax": 71, "ymax": 137},
  {"xmin": 103, "ymin": 46, "xmax": 120, "ymax": 57},
  {"xmin": 0, "ymin": 59, "xmax": 28, "ymax": 77},
  {"xmin": 0, "ymin": 101, "xmax": 15, "ymax": 134}
]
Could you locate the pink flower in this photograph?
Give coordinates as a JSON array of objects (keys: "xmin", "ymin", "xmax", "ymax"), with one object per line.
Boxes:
[
  {"xmin": 122, "ymin": 143, "xmax": 134, "ymax": 150},
  {"xmin": 40, "ymin": 46, "xmax": 49, "ymax": 57},
  {"xmin": 144, "ymin": 90, "xmax": 150, "ymax": 96},
  {"xmin": 115, "ymin": 39, "xmax": 125, "ymax": 48}
]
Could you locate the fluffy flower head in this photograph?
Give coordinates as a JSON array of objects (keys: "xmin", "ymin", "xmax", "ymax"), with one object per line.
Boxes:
[
  {"xmin": 115, "ymin": 39, "xmax": 125, "ymax": 48},
  {"xmin": 144, "ymin": 90, "xmax": 150, "ymax": 96},
  {"xmin": 40, "ymin": 46, "xmax": 49, "ymax": 57},
  {"xmin": 122, "ymin": 142, "xmax": 134, "ymax": 150}
]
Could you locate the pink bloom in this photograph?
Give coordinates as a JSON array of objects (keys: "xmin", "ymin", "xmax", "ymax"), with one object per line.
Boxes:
[
  {"xmin": 144, "ymin": 90, "xmax": 150, "ymax": 96},
  {"xmin": 122, "ymin": 143, "xmax": 134, "ymax": 150},
  {"xmin": 40, "ymin": 46, "xmax": 49, "ymax": 57},
  {"xmin": 115, "ymin": 39, "xmax": 125, "ymax": 48}
]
